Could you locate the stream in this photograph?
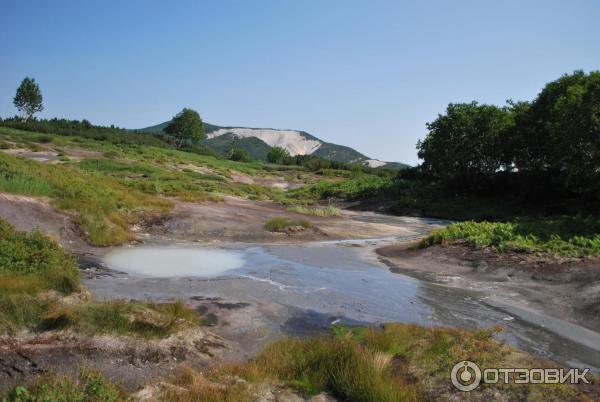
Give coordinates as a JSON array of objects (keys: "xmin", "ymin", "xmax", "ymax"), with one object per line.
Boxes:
[{"xmin": 85, "ymin": 217, "xmax": 600, "ymax": 373}]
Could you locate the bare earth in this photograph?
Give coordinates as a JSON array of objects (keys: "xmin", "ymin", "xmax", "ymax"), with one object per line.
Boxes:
[
  {"xmin": 377, "ymin": 242, "xmax": 600, "ymax": 333},
  {"xmin": 2, "ymin": 190, "xmax": 599, "ymax": 395}
]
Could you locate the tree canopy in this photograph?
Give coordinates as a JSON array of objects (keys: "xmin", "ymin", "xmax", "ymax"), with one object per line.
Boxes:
[
  {"xmin": 13, "ymin": 77, "xmax": 43, "ymax": 120},
  {"xmin": 416, "ymin": 70, "xmax": 600, "ymax": 198},
  {"xmin": 417, "ymin": 102, "xmax": 513, "ymax": 185},
  {"xmin": 267, "ymin": 146, "xmax": 291, "ymax": 164},
  {"xmin": 163, "ymin": 108, "xmax": 205, "ymax": 148}
]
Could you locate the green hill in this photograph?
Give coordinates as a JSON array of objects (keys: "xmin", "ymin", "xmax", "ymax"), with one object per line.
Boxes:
[{"xmin": 136, "ymin": 121, "xmax": 408, "ymax": 168}]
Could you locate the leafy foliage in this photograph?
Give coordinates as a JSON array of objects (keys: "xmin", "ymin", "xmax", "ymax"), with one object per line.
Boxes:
[
  {"xmin": 422, "ymin": 216, "xmax": 600, "ymax": 257},
  {"xmin": 417, "ymin": 71, "xmax": 600, "ymax": 200},
  {"xmin": 0, "ymin": 219, "xmax": 80, "ymax": 296},
  {"xmin": 13, "ymin": 77, "xmax": 43, "ymax": 120},
  {"xmin": 266, "ymin": 146, "xmax": 291, "ymax": 164},
  {"xmin": 417, "ymin": 101, "xmax": 513, "ymax": 187},
  {"xmin": 164, "ymin": 108, "xmax": 206, "ymax": 149},
  {"xmin": 508, "ymin": 70, "xmax": 600, "ymax": 195},
  {"xmin": 0, "ymin": 117, "xmax": 170, "ymax": 147}
]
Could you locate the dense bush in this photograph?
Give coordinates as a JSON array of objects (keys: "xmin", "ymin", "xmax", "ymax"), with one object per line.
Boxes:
[
  {"xmin": 418, "ymin": 101, "xmax": 513, "ymax": 187},
  {"xmin": 422, "ymin": 216, "xmax": 600, "ymax": 257},
  {"xmin": 416, "ymin": 71, "xmax": 600, "ymax": 200},
  {"xmin": 266, "ymin": 146, "xmax": 291, "ymax": 164},
  {"xmin": 0, "ymin": 117, "xmax": 169, "ymax": 147}
]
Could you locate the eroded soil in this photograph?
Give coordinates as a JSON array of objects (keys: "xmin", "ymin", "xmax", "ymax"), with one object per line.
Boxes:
[{"xmin": 377, "ymin": 242, "xmax": 600, "ymax": 333}]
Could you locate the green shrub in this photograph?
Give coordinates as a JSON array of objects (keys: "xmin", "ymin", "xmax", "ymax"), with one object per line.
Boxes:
[
  {"xmin": 264, "ymin": 217, "xmax": 312, "ymax": 232},
  {"xmin": 0, "ymin": 219, "xmax": 80, "ymax": 295},
  {"xmin": 422, "ymin": 216, "xmax": 600, "ymax": 257}
]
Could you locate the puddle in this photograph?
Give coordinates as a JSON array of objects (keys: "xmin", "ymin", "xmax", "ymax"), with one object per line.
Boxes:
[
  {"xmin": 104, "ymin": 247, "xmax": 245, "ymax": 278},
  {"xmin": 91, "ymin": 218, "xmax": 600, "ymax": 372}
]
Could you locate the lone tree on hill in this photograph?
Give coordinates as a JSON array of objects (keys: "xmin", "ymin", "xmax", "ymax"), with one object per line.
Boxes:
[
  {"xmin": 14, "ymin": 77, "xmax": 44, "ymax": 120},
  {"xmin": 163, "ymin": 108, "xmax": 205, "ymax": 148}
]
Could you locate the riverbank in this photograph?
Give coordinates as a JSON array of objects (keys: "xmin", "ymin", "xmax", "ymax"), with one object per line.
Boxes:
[{"xmin": 377, "ymin": 242, "xmax": 600, "ymax": 333}]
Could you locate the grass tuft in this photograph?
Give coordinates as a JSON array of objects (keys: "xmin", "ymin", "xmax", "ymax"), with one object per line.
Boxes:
[
  {"xmin": 287, "ymin": 201, "xmax": 341, "ymax": 217},
  {"xmin": 264, "ymin": 217, "xmax": 312, "ymax": 232}
]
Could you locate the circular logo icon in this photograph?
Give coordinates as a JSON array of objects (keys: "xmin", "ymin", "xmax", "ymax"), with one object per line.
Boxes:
[{"xmin": 451, "ymin": 360, "xmax": 482, "ymax": 391}]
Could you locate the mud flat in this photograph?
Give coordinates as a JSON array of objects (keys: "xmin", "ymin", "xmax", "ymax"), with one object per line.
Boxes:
[{"xmin": 86, "ymin": 219, "xmax": 600, "ymax": 373}]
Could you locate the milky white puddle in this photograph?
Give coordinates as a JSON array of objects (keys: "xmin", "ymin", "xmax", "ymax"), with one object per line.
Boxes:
[{"xmin": 104, "ymin": 247, "xmax": 245, "ymax": 278}]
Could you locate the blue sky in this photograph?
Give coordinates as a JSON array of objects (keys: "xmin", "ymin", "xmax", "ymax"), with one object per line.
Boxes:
[{"xmin": 1, "ymin": 1, "xmax": 598, "ymax": 165}]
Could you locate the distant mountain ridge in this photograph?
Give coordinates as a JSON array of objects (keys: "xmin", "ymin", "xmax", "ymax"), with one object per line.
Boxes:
[{"xmin": 137, "ymin": 121, "xmax": 407, "ymax": 168}]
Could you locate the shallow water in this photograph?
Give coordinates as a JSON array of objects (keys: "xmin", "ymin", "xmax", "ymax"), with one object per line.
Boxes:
[
  {"xmin": 94, "ymin": 219, "xmax": 600, "ymax": 372},
  {"xmin": 104, "ymin": 247, "xmax": 245, "ymax": 277}
]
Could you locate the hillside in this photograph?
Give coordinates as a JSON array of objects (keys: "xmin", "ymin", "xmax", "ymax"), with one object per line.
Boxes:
[{"xmin": 136, "ymin": 121, "xmax": 408, "ymax": 168}]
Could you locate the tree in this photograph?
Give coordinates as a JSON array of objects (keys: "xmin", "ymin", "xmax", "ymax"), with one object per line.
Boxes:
[
  {"xmin": 509, "ymin": 70, "xmax": 600, "ymax": 195},
  {"xmin": 227, "ymin": 140, "xmax": 251, "ymax": 161},
  {"xmin": 163, "ymin": 108, "xmax": 205, "ymax": 148},
  {"xmin": 417, "ymin": 102, "xmax": 514, "ymax": 186},
  {"xmin": 13, "ymin": 77, "xmax": 43, "ymax": 120},
  {"xmin": 267, "ymin": 146, "xmax": 291, "ymax": 164}
]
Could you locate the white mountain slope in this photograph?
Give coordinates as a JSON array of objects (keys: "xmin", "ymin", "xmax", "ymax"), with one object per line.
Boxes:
[
  {"xmin": 207, "ymin": 128, "xmax": 322, "ymax": 156},
  {"xmin": 138, "ymin": 121, "xmax": 408, "ymax": 168}
]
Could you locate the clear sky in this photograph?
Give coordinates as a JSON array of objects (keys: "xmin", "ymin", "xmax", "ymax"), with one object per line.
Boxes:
[{"xmin": 1, "ymin": 1, "xmax": 599, "ymax": 165}]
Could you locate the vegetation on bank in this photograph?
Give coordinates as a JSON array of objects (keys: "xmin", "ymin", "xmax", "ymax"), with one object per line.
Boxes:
[
  {"xmin": 0, "ymin": 219, "xmax": 80, "ymax": 296},
  {"xmin": 0, "ymin": 219, "xmax": 201, "ymax": 337},
  {"xmin": 287, "ymin": 202, "xmax": 341, "ymax": 217},
  {"xmin": 4, "ymin": 323, "xmax": 587, "ymax": 401},
  {"xmin": 264, "ymin": 217, "xmax": 312, "ymax": 232},
  {"xmin": 422, "ymin": 216, "xmax": 600, "ymax": 257},
  {"xmin": 147, "ymin": 324, "xmax": 594, "ymax": 401},
  {"xmin": 0, "ymin": 151, "xmax": 168, "ymax": 246},
  {"xmin": 2, "ymin": 370, "xmax": 125, "ymax": 402}
]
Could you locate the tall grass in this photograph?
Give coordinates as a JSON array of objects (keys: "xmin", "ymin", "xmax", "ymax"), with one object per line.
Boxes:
[
  {"xmin": 40, "ymin": 300, "xmax": 200, "ymax": 338},
  {"xmin": 2, "ymin": 370, "xmax": 125, "ymax": 402},
  {"xmin": 0, "ymin": 171, "xmax": 54, "ymax": 196},
  {"xmin": 289, "ymin": 175, "xmax": 393, "ymax": 202},
  {"xmin": 0, "ymin": 152, "xmax": 170, "ymax": 246},
  {"xmin": 264, "ymin": 217, "xmax": 312, "ymax": 232},
  {"xmin": 0, "ymin": 219, "xmax": 80, "ymax": 295},
  {"xmin": 287, "ymin": 200, "xmax": 341, "ymax": 217},
  {"xmin": 155, "ymin": 323, "xmax": 580, "ymax": 401},
  {"xmin": 422, "ymin": 216, "xmax": 600, "ymax": 257}
]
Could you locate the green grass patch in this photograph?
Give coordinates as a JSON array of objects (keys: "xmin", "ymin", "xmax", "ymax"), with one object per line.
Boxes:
[
  {"xmin": 3, "ymin": 370, "xmax": 125, "ymax": 402},
  {"xmin": 0, "ymin": 219, "xmax": 80, "ymax": 296},
  {"xmin": 0, "ymin": 152, "xmax": 170, "ymax": 246},
  {"xmin": 0, "ymin": 219, "xmax": 201, "ymax": 337},
  {"xmin": 160, "ymin": 323, "xmax": 581, "ymax": 401},
  {"xmin": 0, "ymin": 163, "xmax": 54, "ymax": 196},
  {"xmin": 287, "ymin": 201, "xmax": 341, "ymax": 217},
  {"xmin": 40, "ymin": 300, "xmax": 200, "ymax": 338},
  {"xmin": 264, "ymin": 217, "xmax": 312, "ymax": 232},
  {"xmin": 422, "ymin": 216, "xmax": 600, "ymax": 257},
  {"xmin": 289, "ymin": 175, "xmax": 393, "ymax": 202}
]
